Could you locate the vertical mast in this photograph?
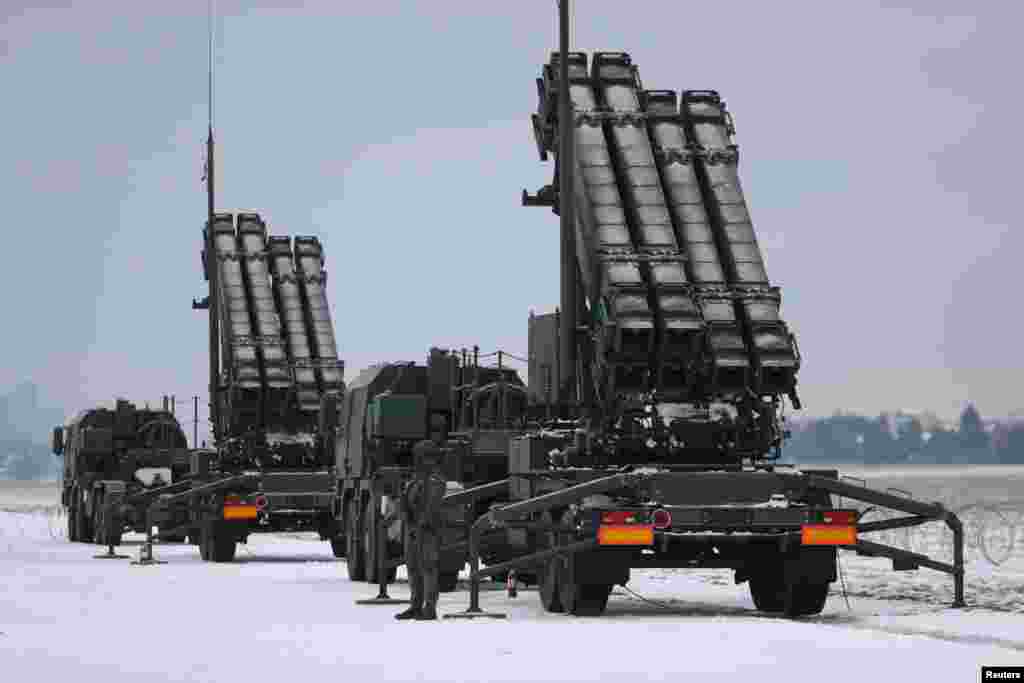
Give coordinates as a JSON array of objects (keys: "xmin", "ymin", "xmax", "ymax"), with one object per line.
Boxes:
[
  {"xmin": 206, "ymin": 0, "xmax": 221, "ymax": 443},
  {"xmin": 557, "ymin": 0, "xmax": 577, "ymax": 409}
]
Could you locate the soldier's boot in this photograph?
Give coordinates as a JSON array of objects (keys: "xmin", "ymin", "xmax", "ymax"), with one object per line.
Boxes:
[
  {"xmin": 394, "ymin": 605, "xmax": 422, "ymax": 620},
  {"xmin": 414, "ymin": 602, "xmax": 438, "ymax": 621}
]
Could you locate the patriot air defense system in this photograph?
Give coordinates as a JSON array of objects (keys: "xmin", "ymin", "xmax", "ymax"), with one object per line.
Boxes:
[
  {"xmin": 428, "ymin": 50, "xmax": 968, "ymax": 619},
  {"xmin": 65, "ymin": 122, "xmax": 345, "ymax": 564}
]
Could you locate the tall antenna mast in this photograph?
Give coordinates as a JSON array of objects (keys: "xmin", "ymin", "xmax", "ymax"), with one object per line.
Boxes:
[{"xmin": 205, "ymin": 0, "xmax": 221, "ymax": 443}]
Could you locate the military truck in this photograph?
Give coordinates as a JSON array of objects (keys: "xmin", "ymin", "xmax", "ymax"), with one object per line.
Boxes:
[
  {"xmin": 333, "ymin": 347, "xmax": 529, "ymax": 590},
  {"xmin": 53, "ymin": 399, "xmax": 192, "ymax": 545}
]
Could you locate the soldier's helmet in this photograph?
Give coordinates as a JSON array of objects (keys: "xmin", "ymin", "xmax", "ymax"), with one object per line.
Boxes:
[{"xmin": 413, "ymin": 440, "xmax": 445, "ymax": 470}]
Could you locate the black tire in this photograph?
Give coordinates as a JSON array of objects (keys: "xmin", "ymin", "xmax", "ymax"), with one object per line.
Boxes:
[
  {"xmin": 750, "ymin": 570, "xmax": 829, "ymax": 617},
  {"xmin": 67, "ymin": 504, "xmax": 78, "ymax": 542},
  {"xmin": 345, "ymin": 499, "xmax": 365, "ymax": 581},
  {"xmin": 560, "ymin": 577, "xmax": 612, "ymax": 617},
  {"xmin": 208, "ymin": 525, "xmax": 237, "ymax": 563},
  {"xmin": 539, "ymin": 557, "xmax": 564, "ymax": 613},
  {"xmin": 363, "ymin": 498, "xmax": 378, "ymax": 584},
  {"xmin": 749, "ymin": 572, "xmax": 786, "ymax": 612},
  {"xmin": 538, "ymin": 511, "xmax": 563, "ymax": 613},
  {"xmin": 199, "ymin": 529, "xmax": 211, "ymax": 561},
  {"xmin": 92, "ymin": 497, "xmax": 104, "ymax": 545},
  {"xmin": 438, "ymin": 572, "xmax": 459, "ymax": 593},
  {"xmin": 556, "ymin": 511, "xmax": 610, "ymax": 616},
  {"xmin": 76, "ymin": 498, "xmax": 93, "ymax": 544},
  {"xmin": 783, "ymin": 581, "xmax": 830, "ymax": 617}
]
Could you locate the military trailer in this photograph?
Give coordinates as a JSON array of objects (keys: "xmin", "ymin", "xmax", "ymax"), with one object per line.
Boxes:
[
  {"xmin": 76, "ymin": 129, "xmax": 345, "ymax": 564},
  {"xmin": 53, "ymin": 399, "xmax": 192, "ymax": 546},
  {"xmin": 437, "ymin": 49, "xmax": 966, "ymax": 619},
  {"xmin": 333, "ymin": 347, "xmax": 529, "ymax": 590}
]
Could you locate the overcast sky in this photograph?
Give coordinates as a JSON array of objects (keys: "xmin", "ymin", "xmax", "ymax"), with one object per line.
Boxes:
[{"xmin": 2, "ymin": 0, "xmax": 1020, "ymax": 432}]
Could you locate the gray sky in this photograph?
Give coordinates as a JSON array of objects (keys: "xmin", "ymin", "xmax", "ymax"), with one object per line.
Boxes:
[{"xmin": 2, "ymin": 0, "xmax": 1020, "ymax": 432}]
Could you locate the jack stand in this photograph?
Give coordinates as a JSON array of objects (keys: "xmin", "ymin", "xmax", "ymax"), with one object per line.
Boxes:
[
  {"xmin": 94, "ymin": 543, "xmax": 130, "ymax": 560},
  {"xmin": 131, "ymin": 522, "xmax": 166, "ymax": 566},
  {"xmin": 444, "ymin": 571, "xmax": 506, "ymax": 620},
  {"xmin": 356, "ymin": 518, "xmax": 408, "ymax": 606}
]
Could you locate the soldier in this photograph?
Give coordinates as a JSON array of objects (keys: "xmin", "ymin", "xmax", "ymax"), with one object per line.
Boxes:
[{"xmin": 395, "ymin": 440, "xmax": 448, "ymax": 621}]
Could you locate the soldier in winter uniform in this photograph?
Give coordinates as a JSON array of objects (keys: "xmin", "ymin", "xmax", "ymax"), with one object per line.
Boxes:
[{"xmin": 395, "ymin": 440, "xmax": 448, "ymax": 621}]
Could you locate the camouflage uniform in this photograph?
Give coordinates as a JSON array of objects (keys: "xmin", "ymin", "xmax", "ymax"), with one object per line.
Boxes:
[{"xmin": 395, "ymin": 441, "xmax": 448, "ymax": 621}]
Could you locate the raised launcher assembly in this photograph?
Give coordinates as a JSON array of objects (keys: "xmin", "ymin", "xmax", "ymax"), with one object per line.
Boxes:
[
  {"xmin": 200, "ymin": 211, "xmax": 344, "ymax": 468},
  {"xmin": 525, "ymin": 51, "xmax": 801, "ymax": 463}
]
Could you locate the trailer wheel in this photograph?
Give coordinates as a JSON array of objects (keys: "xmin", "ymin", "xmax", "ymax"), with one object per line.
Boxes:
[
  {"xmin": 538, "ymin": 512, "xmax": 564, "ymax": 613},
  {"xmin": 205, "ymin": 524, "xmax": 237, "ymax": 563},
  {"xmin": 345, "ymin": 499, "xmax": 366, "ymax": 581},
  {"xmin": 560, "ymin": 579, "xmax": 612, "ymax": 617},
  {"xmin": 556, "ymin": 511, "xmax": 609, "ymax": 616},
  {"xmin": 199, "ymin": 528, "xmax": 211, "ymax": 561},
  {"xmin": 749, "ymin": 572, "xmax": 786, "ymax": 612},
  {"xmin": 438, "ymin": 572, "xmax": 459, "ymax": 593},
  {"xmin": 750, "ymin": 570, "xmax": 829, "ymax": 617},
  {"xmin": 783, "ymin": 581, "xmax": 829, "ymax": 617}
]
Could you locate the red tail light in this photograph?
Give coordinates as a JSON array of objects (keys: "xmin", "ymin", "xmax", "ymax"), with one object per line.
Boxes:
[
  {"xmin": 821, "ymin": 511, "xmax": 857, "ymax": 525},
  {"xmin": 601, "ymin": 510, "xmax": 644, "ymax": 525},
  {"xmin": 652, "ymin": 508, "xmax": 672, "ymax": 529}
]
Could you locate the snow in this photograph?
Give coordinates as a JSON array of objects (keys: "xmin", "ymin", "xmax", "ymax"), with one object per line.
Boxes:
[{"xmin": 2, "ymin": 482, "xmax": 1023, "ymax": 681}]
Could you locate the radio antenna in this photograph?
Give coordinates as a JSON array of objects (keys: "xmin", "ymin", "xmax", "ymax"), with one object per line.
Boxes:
[
  {"xmin": 208, "ymin": 0, "xmax": 215, "ymax": 133},
  {"xmin": 203, "ymin": 0, "xmax": 221, "ymax": 443}
]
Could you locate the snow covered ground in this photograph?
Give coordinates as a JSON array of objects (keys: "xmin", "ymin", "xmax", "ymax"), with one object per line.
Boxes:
[{"xmin": 2, "ymin": 480, "xmax": 1023, "ymax": 681}]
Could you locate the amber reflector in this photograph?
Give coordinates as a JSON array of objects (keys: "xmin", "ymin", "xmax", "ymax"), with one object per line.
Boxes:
[
  {"xmin": 801, "ymin": 525, "xmax": 856, "ymax": 546},
  {"xmin": 598, "ymin": 525, "xmax": 654, "ymax": 546},
  {"xmin": 223, "ymin": 505, "xmax": 258, "ymax": 520}
]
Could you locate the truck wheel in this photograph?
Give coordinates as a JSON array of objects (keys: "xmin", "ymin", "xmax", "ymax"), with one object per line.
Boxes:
[
  {"xmin": 76, "ymin": 498, "xmax": 93, "ymax": 543},
  {"xmin": 538, "ymin": 511, "xmax": 564, "ymax": 613},
  {"xmin": 93, "ymin": 494, "xmax": 107, "ymax": 545},
  {"xmin": 363, "ymin": 498, "xmax": 379, "ymax": 584},
  {"xmin": 345, "ymin": 499, "xmax": 365, "ymax": 581},
  {"xmin": 67, "ymin": 504, "xmax": 78, "ymax": 542},
  {"xmin": 438, "ymin": 572, "xmax": 459, "ymax": 593}
]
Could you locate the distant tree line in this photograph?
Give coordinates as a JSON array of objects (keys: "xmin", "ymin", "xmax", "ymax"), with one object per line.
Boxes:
[
  {"xmin": 783, "ymin": 403, "xmax": 1024, "ymax": 465},
  {"xmin": 0, "ymin": 439, "xmax": 60, "ymax": 481}
]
